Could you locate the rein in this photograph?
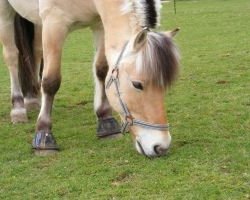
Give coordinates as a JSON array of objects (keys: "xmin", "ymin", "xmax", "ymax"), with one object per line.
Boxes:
[{"xmin": 105, "ymin": 36, "xmax": 170, "ymax": 134}]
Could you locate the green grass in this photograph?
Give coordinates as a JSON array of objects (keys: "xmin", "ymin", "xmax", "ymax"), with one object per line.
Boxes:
[{"xmin": 0, "ymin": 0, "xmax": 249, "ymax": 199}]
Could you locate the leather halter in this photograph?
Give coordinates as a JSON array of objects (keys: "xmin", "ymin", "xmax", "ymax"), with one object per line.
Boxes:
[{"xmin": 105, "ymin": 40, "xmax": 170, "ymax": 134}]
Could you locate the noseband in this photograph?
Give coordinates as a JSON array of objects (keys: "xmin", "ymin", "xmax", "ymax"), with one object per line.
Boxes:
[{"xmin": 106, "ymin": 40, "xmax": 170, "ymax": 134}]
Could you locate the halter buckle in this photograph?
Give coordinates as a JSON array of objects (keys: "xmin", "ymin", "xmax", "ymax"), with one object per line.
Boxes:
[
  {"xmin": 125, "ymin": 115, "xmax": 133, "ymax": 125},
  {"xmin": 106, "ymin": 68, "xmax": 119, "ymax": 89},
  {"xmin": 111, "ymin": 68, "xmax": 119, "ymax": 79}
]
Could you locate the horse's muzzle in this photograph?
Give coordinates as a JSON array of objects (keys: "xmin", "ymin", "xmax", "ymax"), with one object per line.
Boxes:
[{"xmin": 134, "ymin": 129, "xmax": 171, "ymax": 157}]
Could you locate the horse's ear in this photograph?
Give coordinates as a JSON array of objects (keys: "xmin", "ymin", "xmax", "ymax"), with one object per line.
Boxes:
[
  {"xmin": 133, "ymin": 29, "xmax": 148, "ymax": 51},
  {"xmin": 163, "ymin": 27, "xmax": 180, "ymax": 38}
]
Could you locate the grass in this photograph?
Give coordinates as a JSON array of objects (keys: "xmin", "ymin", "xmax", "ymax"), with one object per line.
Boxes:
[{"xmin": 0, "ymin": 0, "xmax": 249, "ymax": 199}]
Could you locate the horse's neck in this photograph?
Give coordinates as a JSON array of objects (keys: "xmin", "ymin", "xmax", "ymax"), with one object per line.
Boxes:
[
  {"xmin": 96, "ymin": 1, "xmax": 139, "ymax": 67},
  {"xmin": 104, "ymin": 24, "xmax": 133, "ymax": 68}
]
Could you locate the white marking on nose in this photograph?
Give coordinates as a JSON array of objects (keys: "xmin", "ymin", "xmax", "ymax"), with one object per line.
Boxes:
[{"xmin": 135, "ymin": 129, "xmax": 171, "ymax": 157}]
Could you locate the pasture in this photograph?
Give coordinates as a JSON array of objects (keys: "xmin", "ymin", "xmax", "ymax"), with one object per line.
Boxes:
[{"xmin": 0, "ymin": 0, "xmax": 249, "ymax": 199}]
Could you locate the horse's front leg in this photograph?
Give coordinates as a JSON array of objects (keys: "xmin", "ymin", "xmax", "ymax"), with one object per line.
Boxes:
[
  {"xmin": 32, "ymin": 19, "xmax": 68, "ymax": 155},
  {"xmin": 92, "ymin": 27, "xmax": 121, "ymax": 138}
]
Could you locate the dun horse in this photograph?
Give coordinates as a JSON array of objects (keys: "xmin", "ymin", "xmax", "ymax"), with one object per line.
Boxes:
[{"xmin": 0, "ymin": 0, "xmax": 180, "ymax": 157}]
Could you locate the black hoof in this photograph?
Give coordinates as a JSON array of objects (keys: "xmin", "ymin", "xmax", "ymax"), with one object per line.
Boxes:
[
  {"xmin": 97, "ymin": 117, "xmax": 122, "ymax": 138},
  {"xmin": 32, "ymin": 131, "xmax": 59, "ymax": 152}
]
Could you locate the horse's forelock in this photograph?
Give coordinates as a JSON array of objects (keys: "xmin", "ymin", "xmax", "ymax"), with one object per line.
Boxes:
[{"xmin": 135, "ymin": 32, "xmax": 180, "ymax": 89}]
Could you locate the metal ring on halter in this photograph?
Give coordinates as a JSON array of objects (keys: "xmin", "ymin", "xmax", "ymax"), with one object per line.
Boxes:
[
  {"xmin": 125, "ymin": 115, "xmax": 133, "ymax": 124},
  {"xmin": 112, "ymin": 68, "xmax": 119, "ymax": 76}
]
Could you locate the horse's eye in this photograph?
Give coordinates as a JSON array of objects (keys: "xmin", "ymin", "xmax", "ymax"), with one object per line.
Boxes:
[{"xmin": 132, "ymin": 81, "xmax": 144, "ymax": 90}]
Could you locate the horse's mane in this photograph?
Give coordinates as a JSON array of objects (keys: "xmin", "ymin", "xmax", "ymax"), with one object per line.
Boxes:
[
  {"xmin": 135, "ymin": 32, "xmax": 180, "ymax": 88},
  {"xmin": 121, "ymin": 0, "xmax": 162, "ymax": 28},
  {"xmin": 122, "ymin": 0, "xmax": 180, "ymax": 88}
]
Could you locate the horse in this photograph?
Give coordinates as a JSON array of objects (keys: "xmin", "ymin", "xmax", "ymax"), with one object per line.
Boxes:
[{"xmin": 0, "ymin": 0, "xmax": 180, "ymax": 157}]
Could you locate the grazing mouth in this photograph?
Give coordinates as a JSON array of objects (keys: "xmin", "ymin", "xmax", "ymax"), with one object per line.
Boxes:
[
  {"xmin": 136, "ymin": 140, "xmax": 150, "ymax": 158},
  {"xmin": 136, "ymin": 140, "xmax": 169, "ymax": 158}
]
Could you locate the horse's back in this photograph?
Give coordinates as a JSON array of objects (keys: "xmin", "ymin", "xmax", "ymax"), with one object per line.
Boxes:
[
  {"xmin": 2, "ymin": 0, "xmax": 99, "ymax": 28},
  {"xmin": 39, "ymin": 0, "xmax": 99, "ymax": 29}
]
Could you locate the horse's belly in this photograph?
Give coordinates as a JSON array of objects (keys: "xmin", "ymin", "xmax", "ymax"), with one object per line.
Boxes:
[{"xmin": 8, "ymin": 0, "xmax": 41, "ymax": 24}]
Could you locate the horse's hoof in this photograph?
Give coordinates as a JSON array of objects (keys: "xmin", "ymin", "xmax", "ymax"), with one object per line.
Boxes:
[
  {"xmin": 32, "ymin": 131, "xmax": 59, "ymax": 155},
  {"xmin": 11, "ymin": 108, "xmax": 28, "ymax": 123},
  {"xmin": 24, "ymin": 98, "xmax": 41, "ymax": 111},
  {"xmin": 97, "ymin": 117, "xmax": 122, "ymax": 138},
  {"xmin": 34, "ymin": 149, "xmax": 58, "ymax": 156}
]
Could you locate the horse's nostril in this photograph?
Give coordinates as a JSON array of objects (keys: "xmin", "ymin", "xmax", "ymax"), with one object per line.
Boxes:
[{"xmin": 153, "ymin": 145, "xmax": 167, "ymax": 155}]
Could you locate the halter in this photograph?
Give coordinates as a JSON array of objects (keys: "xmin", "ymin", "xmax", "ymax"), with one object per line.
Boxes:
[{"xmin": 105, "ymin": 37, "xmax": 170, "ymax": 134}]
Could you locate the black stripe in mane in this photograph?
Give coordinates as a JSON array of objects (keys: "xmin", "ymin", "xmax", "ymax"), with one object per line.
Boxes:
[{"xmin": 145, "ymin": 0, "xmax": 157, "ymax": 28}]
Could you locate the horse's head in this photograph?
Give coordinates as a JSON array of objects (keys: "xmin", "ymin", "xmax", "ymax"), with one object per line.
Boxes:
[{"xmin": 106, "ymin": 28, "xmax": 180, "ymax": 157}]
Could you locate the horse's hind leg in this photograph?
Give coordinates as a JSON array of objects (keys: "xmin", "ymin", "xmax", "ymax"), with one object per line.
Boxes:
[
  {"xmin": 24, "ymin": 25, "xmax": 42, "ymax": 111},
  {"xmin": 0, "ymin": 2, "xmax": 27, "ymax": 123},
  {"xmin": 92, "ymin": 27, "xmax": 121, "ymax": 138}
]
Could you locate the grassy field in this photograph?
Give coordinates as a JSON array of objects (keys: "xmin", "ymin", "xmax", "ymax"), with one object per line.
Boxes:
[{"xmin": 0, "ymin": 0, "xmax": 249, "ymax": 199}]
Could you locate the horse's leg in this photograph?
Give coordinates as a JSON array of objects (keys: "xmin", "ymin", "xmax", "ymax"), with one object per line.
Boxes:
[
  {"xmin": 32, "ymin": 19, "xmax": 68, "ymax": 154},
  {"xmin": 14, "ymin": 14, "xmax": 41, "ymax": 114},
  {"xmin": 92, "ymin": 27, "xmax": 121, "ymax": 138},
  {"xmin": 24, "ymin": 25, "xmax": 42, "ymax": 111},
  {"xmin": 0, "ymin": 2, "xmax": 27, "ymax": 123}
]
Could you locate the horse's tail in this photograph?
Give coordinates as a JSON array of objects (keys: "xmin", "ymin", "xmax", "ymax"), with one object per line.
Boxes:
[{"xmin": 14, "ymin": 13, "xmax": 39, "ymax": 97}]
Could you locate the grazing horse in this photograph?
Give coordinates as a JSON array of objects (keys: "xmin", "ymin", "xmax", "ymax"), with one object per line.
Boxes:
[{"xmin": 0, "ymin": 0, "xmax": 180, "ymax": 157}]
